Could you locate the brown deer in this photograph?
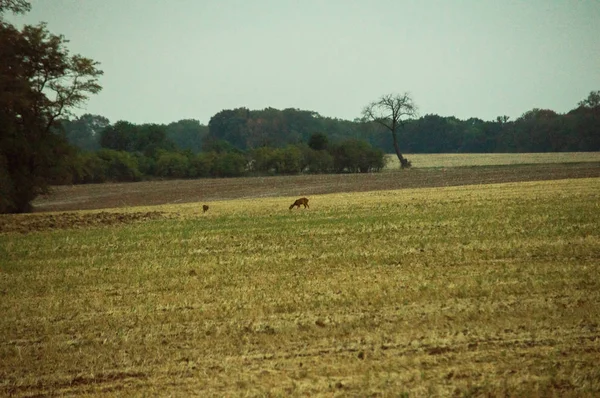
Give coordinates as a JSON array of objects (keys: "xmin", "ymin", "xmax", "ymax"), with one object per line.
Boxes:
[
  {"xmin": 289, "ymin": 197, "xmax": 309, "ymax": 210},
  {"xmin": 202, "ymin": 204, "xmax": 209, "ymax": 213}
]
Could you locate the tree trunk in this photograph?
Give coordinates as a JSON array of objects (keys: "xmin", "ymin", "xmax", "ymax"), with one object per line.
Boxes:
[{"xmin": 391, "ymin": 129, "xmax": 410, "ymax": 168}]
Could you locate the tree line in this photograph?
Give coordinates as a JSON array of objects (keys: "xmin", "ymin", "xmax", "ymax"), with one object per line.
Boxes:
[
  {"xmin": 61, "ymin": 125, "xmax": 385, "ymax": 183},
  {"xmin": 63, "ymin": 92, "xmax": 600, "ymax": 161},
  {"xmin": 57, "ymin": 92, "xmax": 599, "ymax": 182}
]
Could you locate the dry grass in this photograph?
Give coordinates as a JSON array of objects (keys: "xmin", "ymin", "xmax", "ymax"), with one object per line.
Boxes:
[
  {"xmin": 385, "ymin": 152, "xmax": 600, "ymax": 169},
  {"xmin": 1, "ymin": 177, "xmax": 599, "ymax": 396}
]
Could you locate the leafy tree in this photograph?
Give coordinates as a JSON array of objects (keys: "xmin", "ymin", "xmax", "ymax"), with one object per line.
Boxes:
[
  {"xmin": 96, "ymin": 149, "xmax": 141, "ymax": 182},
  {"xmin": 207, "ymin": 108, "xmax": 249, "ymax": 150},
  {"xmin": 271, "ymin": 146, "xmax": 303, "ymax": 174},
  {"xmin": 249, "ymin": 146, "xmax": 276, "ymax": 174},
  {"xmin": 330, "ymin": 140, "xmax": 384, "ymax": 173},
  {"xmin": 136, "ymin": 123, "xmax": 175, "ymax": 158},
  {"xmin": 362, "ymin": 93, "xmax": 417, "ymax": 168},
  {"xmin": 99, "ymin": 121, "xmax": 136, "ymax": 152},
  {"xmin": 566, "ymin": 92, "xmax": 600, "ymax": 151},
  {"xmin": 211, "ymin": 152, "xmax": 247, "ymax": 177},
  {"xmin": 155, "ymin": 151, "xmax": 190, "ymax": 178},
  {"xmin": 71, "ymin": 152, "xmax": 108, "ymax": 183},
  {"xmin": 513, "ymin": 109, "xmax": 560, "ymax": 152},
  {"xmin": 404, "ymin": 114, "xmax": 464, "ymax": 153},
  {"xmin": 0, "ymin": 0, "xmax": 30, "ymax": 14},
  {"xmin": 99, "ymin": 122, "xmax": 175, "ymax": 157},
  {"xmin": 190, "ymin": 152, "xmax": 216, "ymax": 178},
  {"xmin": 0, "ymin": 2, "xmax": 103, "ymax": 212},
  {"xmin": 132, "ymin": 152, "xmax": 156, "ymax": 176},
  {"xmin": 201, "ymin": 139, "xmax": 239, "ymax": 154},
  {"xmin": 303, "ymin": 147, "xmax": 334, "ymax": 174},
  {"xmin": 166, "ymin": 119, "xmax": 207, "ymax": 153},
  {"xmin": 578, "ymin": 90, "xmax": 600, "ymax": 108},
  {"xmin": 59, "ymin": 114, "xmax": 109, "ymax": 151},
  {"xmin": 456, "ymin": 118, "xmax": 481, "ymax": 152},
  {"xmin": 308, "ymin": 132, "xmax": 329, "ymax": 151}
]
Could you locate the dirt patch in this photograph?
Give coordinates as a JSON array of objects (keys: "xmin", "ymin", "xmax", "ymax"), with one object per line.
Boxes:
[
  {"xmin": 30, "ymin": 163, "xmax": 600, "ymax": 213},
  {"xmin": 0, "ymin": 211, "xmax": 167, "ymax": 234}
]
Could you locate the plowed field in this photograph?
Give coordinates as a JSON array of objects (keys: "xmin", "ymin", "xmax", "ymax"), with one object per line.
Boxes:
[{"xmin": 32, "ymin": 162, "xmax": 600, "ymax": 213}]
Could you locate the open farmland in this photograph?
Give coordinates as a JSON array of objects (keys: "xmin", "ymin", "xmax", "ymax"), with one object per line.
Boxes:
[
  {"xmin": 31, "ymin": 154, "xmax": 600, "ymax": 213},
  {"xmin": 385, "ymin": 152, "xmax": 600, "ymax": 169},
  {"xmin": 1, "ymin": 173, "xmax": 599, "ymax": 396}
]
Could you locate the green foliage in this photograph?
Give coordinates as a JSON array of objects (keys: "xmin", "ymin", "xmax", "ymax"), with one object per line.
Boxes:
[
  {"xmin": 0, "ymin": 0, "xmax": 31, "ymax": 15},
  {"xmin": 578, "ymin": 90, "xmax": 600, "ymax": 108},
  {"xmin": 210, "ymin": 152, "xmax": 247, "ymax": 178},
  {"xmin": 207, "ymin": 108, "xmax": 250, "ymax": 150},
  {"xmin": 58, "ymin": 114, "xmax": 109, "ymax": 152},
  {"xmin": 72, "ymin": 152, "xmax": 108, "ymax": 183},
  {"xmin": 202, "ymin": 139, "xmax": 239, "ymax": 154},
  {"xmin": 165, "ymin": 119, "xmax": 207, "ymax": 154},
  {"xmin": 0, "ymin": 4, "xmax": 102, "ymax": 212},
  {"xmin": 99, "ymin": 121, "xmax": 136, "ymax": 151},
  {"xmin": 250, "ymin": 144, "xmax": 333, "ymax": 175},
  {"xmin": 133, "ymin": 152, "xmax": 156, "ymax": 176},
  {"xmin": 270, "ymin": 146, "xmax": 303, "ymax": 174},
  {"xmin": 96, "ymin": 149, "xmax": 141, "ymax": 182},
  {"xmin": 99, "ymin": 122, "xmax": 175, "ymax": 157},
  {"xmin": 205, "ymin": 107, "xmax": 366, "ymax": 151},
  {"xmin": 304, "ymin": 148, "xmax": 334, "ymax": 174},
  {"xmin": 155, "ymin": 151, "xmax": 190, "ymax": 179},
  {"xmin": 111, "ymin": 94, "xmax": 598, "ymax": 159},
  {"xmin": 249, "ymin": 147, "xmax": 276, "ymax": 174},
  {"xmin": 308, "ymin": 132, "xmax": 329, "ymax": 151},
  {"xmin": 189, "ymin": 152, "xmax": 216, "ymax": 178},
  {"xmin": 330, "ymin": 139, "xmax": 385, "ymax": 173}
]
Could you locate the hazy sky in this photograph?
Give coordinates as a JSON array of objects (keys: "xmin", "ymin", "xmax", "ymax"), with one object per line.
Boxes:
[{"xmin": 8, "ymin": 0, "xmax": 600, "ymax": 124}]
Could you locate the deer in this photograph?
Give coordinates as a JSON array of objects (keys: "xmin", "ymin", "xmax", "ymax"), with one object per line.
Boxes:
[
  {"xmin": 202, "ymin": 204, "xmax": 209, "ymax": 213},
  {"xmin": 289, "ymin": 197, "xmax": 309, "ymax": 210}
]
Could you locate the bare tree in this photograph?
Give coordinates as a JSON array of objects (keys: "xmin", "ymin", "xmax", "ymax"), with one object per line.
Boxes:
[{"xmin": 362, "ymin": 92, "xmax": 417, "ymax": 168}]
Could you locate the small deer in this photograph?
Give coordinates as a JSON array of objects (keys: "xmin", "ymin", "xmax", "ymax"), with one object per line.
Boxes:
[
  {"xmin": 289, "ymin": 197, "xmax": 309, "ymax": 210},
  {"xmin": 202, "ymin": 204, "xmax": 209, "ymax": 213}
]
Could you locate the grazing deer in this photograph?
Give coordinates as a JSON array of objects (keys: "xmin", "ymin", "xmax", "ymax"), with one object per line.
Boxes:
[
  {"xmin": 289, "ymin": 197, "xmax": 309, "ymax": 210},
  {"xmin": 202, "ymin": 204, "xmax": 209, "ymax": 213}
]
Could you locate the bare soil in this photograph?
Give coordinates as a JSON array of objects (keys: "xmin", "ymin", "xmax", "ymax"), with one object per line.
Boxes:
[{"xmin": 32, "ymin": 162, "xmax": 600, "ymax": 213}]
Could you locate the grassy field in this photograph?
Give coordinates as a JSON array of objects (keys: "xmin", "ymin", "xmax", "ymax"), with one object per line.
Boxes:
[
  {"xmin": 1, "ymin": 176, "xmax": 599, "ymax": 396},
  {"xmin": 384, "ymin": 152, "xmax": 600, "ymax": 169}
]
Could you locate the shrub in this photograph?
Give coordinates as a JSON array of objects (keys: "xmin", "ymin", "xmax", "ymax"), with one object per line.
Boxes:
[
  {"xmin": 133, "ymin": 153, "xmax": 157, "ymax": 176},
  {"xmin": 211, "ymin": 152, "xmax": 247, "ymax": 177},
  {"xmin": 308, "ymin": 132, "xmax": 329, "ymax": 151},
  {"xmin": 190, "ymin": 152, "xmax": 216, "ymax": 178},
  {"xmin": 304, "ymin": 148, "xmax": 334, "ymax": 174},
  {"xmin": 96, "ymin": 149, "xmax": 142, "ymax": 182},
  {"xmin": 72, "ymin": 152, "xmax": 108, "ymax": 183},
  {"xmin": 155, "ymin": 152, "xmax": 190, "ymax": 178},
  {"xmin": 249, "ymin": 147, "xmax": 276, "ymax": 174},
  {"xmin": 271, "ymin": 146, "xmax": 303, "ymax": 174},
  {"xmin": 330, "ymin": 139, "xmax": 385, "ymax": 173}
]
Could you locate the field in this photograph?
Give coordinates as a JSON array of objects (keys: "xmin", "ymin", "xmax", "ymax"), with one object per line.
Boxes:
[
  {"xmin": 384, "ymin": 152, "xmax": 600, "ymax": 169},
  {"xmin": 1, "ymin": 154, "xmax": 600, "ymax": 396},
  {"xmin": 30, "ymin": 153, "xmax": 600, "ymax": 213}
]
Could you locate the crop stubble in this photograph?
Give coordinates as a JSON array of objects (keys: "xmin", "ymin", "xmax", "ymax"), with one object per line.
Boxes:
[{"xmin": 0, "ymin": 166, "xmax": 599, "ymax": 396}]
